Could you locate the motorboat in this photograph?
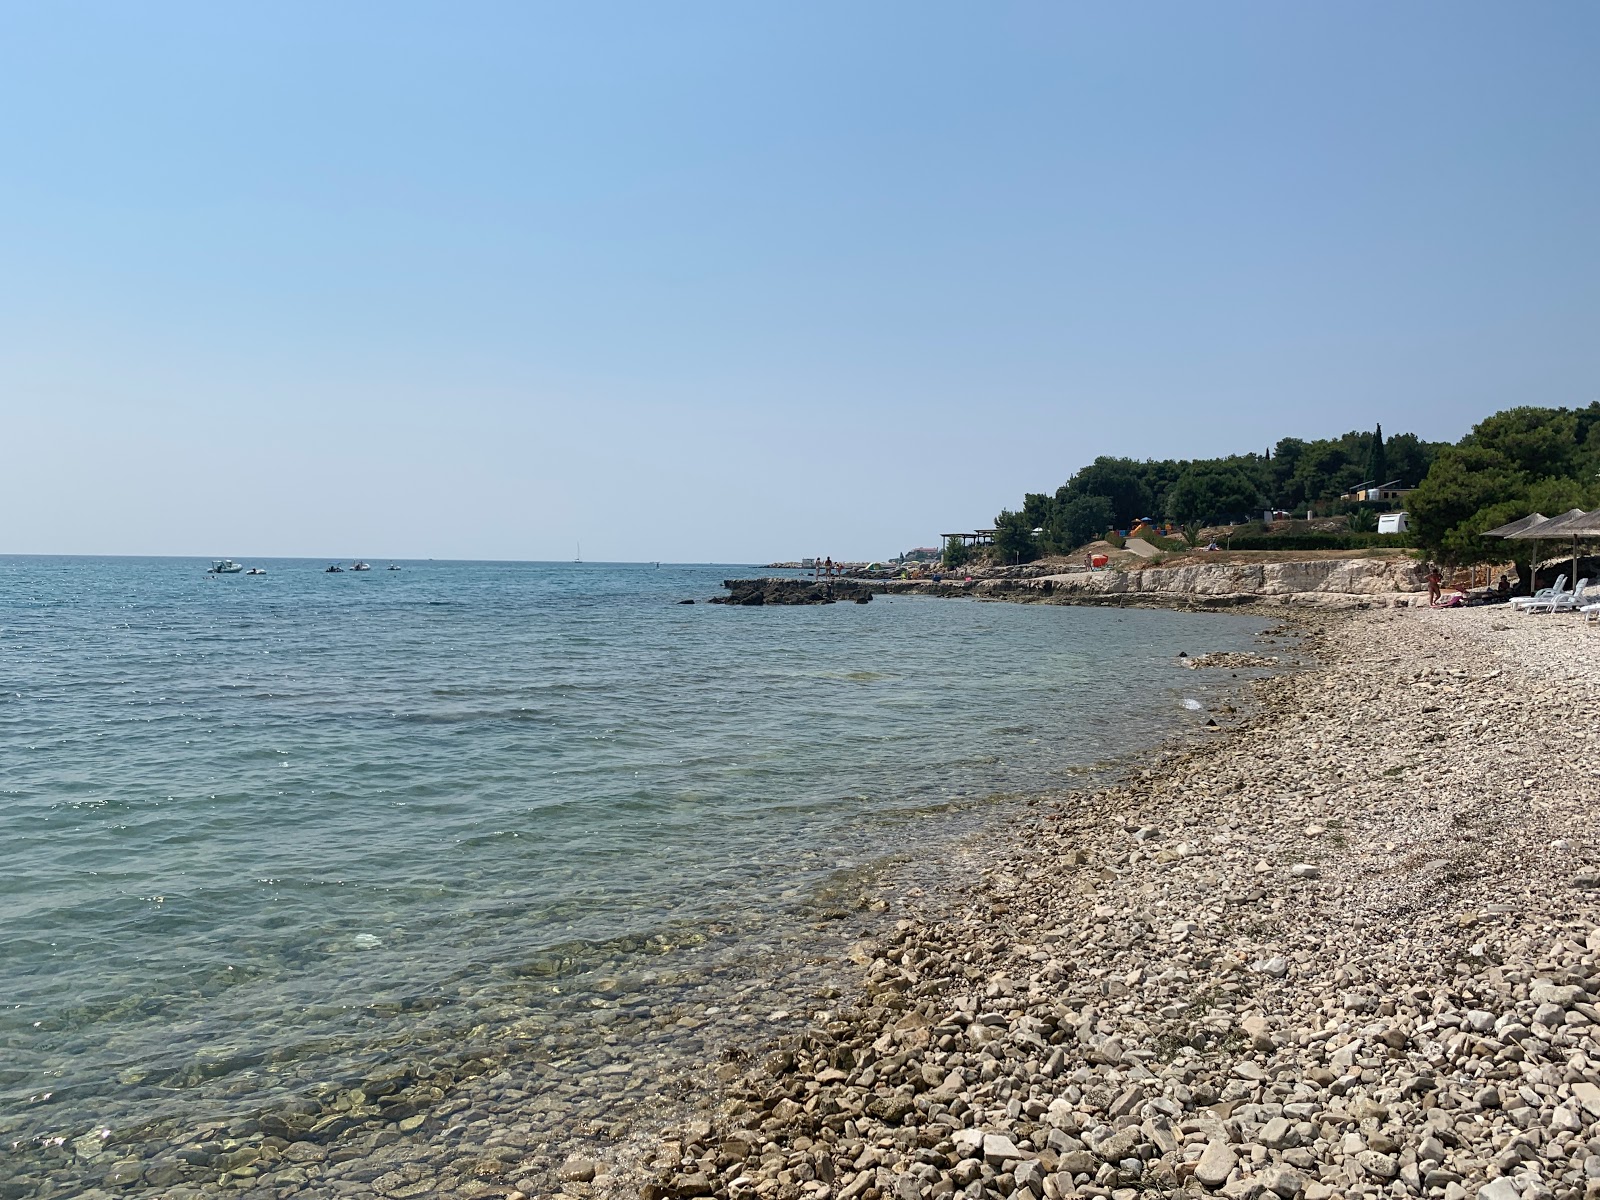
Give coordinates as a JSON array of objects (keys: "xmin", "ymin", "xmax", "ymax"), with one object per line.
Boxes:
[
  {"xmin": 245, "ymin": 567, "xmax": 267, "ymax": 575},
  {"xmin": 325, "ymin": 564, "xmax": 344, "ymax": 573},
  {"xmin": 386, "ymin": 563, "xmax": 401, "ymax": 571},
  {"xmin": 351, "ymin": 561, "xmax": 371, "ymax": 571},
  {"xmin": 208, "ymin": 560, "xmax": 243, "ymax": 574}
]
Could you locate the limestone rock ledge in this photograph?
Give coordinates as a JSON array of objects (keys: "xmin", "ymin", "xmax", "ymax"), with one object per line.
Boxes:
[{"xmin": 971, "ymin": 557, "xmax": 1427, "ymax": 609}]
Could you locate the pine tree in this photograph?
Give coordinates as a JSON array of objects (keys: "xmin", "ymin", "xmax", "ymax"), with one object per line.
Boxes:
[{"xmin": 1366, "ymin": 424, "xmax": 1387, "ymax": 485}]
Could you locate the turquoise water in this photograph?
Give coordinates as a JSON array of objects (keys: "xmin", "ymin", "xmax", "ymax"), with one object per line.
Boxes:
[{"xmin": 0, "ymin": 557, "xmax": 1270, "ymax": 1160}]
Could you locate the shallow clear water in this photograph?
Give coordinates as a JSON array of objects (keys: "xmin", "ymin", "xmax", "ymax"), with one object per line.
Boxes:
[{"xmin": 0, "ymin": 556, "xmax": 1270, "ymax": 1151}]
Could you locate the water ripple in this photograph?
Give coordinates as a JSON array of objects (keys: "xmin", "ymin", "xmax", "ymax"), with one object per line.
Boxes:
[{"xmin": 0, "ymin": 555, "xmax": 1272, "ymax": 1146}]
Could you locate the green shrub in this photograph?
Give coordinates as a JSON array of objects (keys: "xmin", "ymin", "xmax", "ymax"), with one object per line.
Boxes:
[
  {"xmin": 1347, "ymin": 505, "xmax": 1381, "ymax": 533},
  {"xmin": 1223, "ymin": 532, "xmax": 1415, "ymax": 551},
  {"xmin": 992, "ymin": 509, "xmax": 1040, "ymax": 564}
]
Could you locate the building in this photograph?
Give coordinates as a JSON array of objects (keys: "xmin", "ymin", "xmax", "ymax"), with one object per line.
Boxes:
[
  {"xmin": 1340, "ymin": 479, "xmax": 1415, "ymax": 504},
  {"xmin": 940, "ymin": 530, "xmax": 995, "ymax": 547}
]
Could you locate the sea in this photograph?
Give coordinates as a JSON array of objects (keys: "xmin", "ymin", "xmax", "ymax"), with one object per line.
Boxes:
[{"xmin": 0, "ymin": 556, "xmax": 1276, "ymax": 1181}]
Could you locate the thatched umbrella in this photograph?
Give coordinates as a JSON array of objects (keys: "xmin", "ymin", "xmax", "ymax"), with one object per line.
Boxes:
[
  {"xmin": 1482, "ymin": 512, "xmax": 1547, "ymax": 591},
  {"xmin": 1503, "ymin": 509, "xmax": 1590, "ymax": 594},
  {"xmin": 1516, "ymin": 508, "xmax": 1599, "ymax": 591}
]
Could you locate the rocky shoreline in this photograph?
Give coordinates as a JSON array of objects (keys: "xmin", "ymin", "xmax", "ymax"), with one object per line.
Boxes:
[
  {"xmin": 717, "ymin": 556, "xmax": 1428, "ymax": 610},
  {"xmin": 621, "ymin": 605, "xmax": 1600, "ymax": 1200}
]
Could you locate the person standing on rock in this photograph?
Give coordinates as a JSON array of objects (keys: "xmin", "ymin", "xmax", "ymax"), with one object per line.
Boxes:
[{"xmin": 1427, "ymin": 565, "xmax": 1442, "ymax": 605}]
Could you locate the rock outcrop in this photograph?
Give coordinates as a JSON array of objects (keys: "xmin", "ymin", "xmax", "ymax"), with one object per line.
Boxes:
[
  {"xmin": 734, "ymin": 559, "xmax": 1426, "ymax": 611},
  {"xmin": 969, "ymin": 557, "xmax": 1427, "ymax": 609},
  {"xmin": 712, "ymin": 579, "xmax": 875, "ymax": 606}
]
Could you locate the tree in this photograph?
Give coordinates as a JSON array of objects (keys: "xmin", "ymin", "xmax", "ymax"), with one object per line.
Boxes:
[
  {"xmin": 1060, "ymin": 458, "xmax": 1153, "ymax": 529},
  {"xmin": 1408, "ymin": 406, "xmax": 1600, "ymax": 562},
  {"xmin": 1366, "ymin": 424, "xmax": 1387, "ymax": 485},
  {"xmin": 1139, "ymin": 459, "xmax": 1186, "ymax": 518},
  {"xmin": 1580, "ymin": 402, "xmax": 1600, "ymax": 480},
  {"xmin": 941, "ymin": 536, "xmax": 970, "ymax": 570},
  {"xmin": 997, "ymin": 410, "xmax": 1568, "ymax": 561},
  {"xmin": 1020, "ymin": 493, "xmax": 1053, "ymax": 529},
  {"xmin": 1442, "ymin": 479, "xmax": 1593, "ymax": 576},
  {"xmin": 1042, "ymin": 494, "xmax": 1115, "ymax": 554},
  {"xmin": 1286, "ymin": 441, "xmax": 1353, "ymax": 510},
  {"xmin": 1165, "ymin": 463, "xmax": 1266, "ymax": 525},
  {"xmin": 1469, "ymin": 406, "xmax": 1581, "ymax": 479},
  {"xmin": 1383, "ymin": 432, "xmax": 1440, "ymax": 487},
  {"xmin": 992, "ymin": 509, "xmax": 1039, "ymax": 564},
  {"xmin": 1407, "ymin": 446, "xmax": 1525, "ymax": 560},
  {"xmin": 1270, "ymin": 438, "xmax": 1308, "ymax": 508}
]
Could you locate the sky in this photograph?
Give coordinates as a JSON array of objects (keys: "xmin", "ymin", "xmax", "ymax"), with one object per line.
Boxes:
[{"xmin": 2, "ymin": 3, "xmax": 1597, "ymax": 562}]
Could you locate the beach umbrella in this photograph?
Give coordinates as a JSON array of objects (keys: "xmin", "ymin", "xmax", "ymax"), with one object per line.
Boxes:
[
  {"xmin": 1560, "ymin": 511, "xmax": 1600, "ymax": 583},
  {"xmin": 1561, "ymin": 511, "xmax": 1600, "ymax": 588},
  {"xmin": 1502, "ymin": 510, "xmax": 1589, "ymax": 593},
  {"xmin": 1480, "ymin": 513, "xmax": 1549, "ymax": 538},
  {"xmin": 1483, "ymin": 512, "xmax": 1547, "ymax": 591},
  {"xmin": 1516, "ymin": 508, "xmax": 1597, "ymax": 590}
]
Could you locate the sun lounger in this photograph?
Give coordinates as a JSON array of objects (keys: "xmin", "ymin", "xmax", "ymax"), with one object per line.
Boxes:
[
  {"xmin": 1548, "ymin": 582, "xmax": 1593, "ymax": 613},
  {"xmin": 1583, "ymin": 602, "xmax": 1600, "ymax": 624},
  {"xmin": 1511, "ymin": 574, "xmax": 1569, "ymax": 611},
  {"xmin": 1525, "ymin": 579, "xmax": 1590, "ymax": 614}
]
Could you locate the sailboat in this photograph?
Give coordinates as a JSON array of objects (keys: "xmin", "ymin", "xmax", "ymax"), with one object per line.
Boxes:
[{"xmin": 574, "ymin": 542, "xmax": 582, "ymax": 564}]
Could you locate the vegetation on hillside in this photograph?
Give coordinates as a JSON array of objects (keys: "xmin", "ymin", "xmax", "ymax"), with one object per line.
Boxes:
[
  {"xmin": 990, "ymin": 425, "xmax": 1443, "ymax": 562},
  {"xmin": 1408, "ymin": 404, "xmax": 1600, "ymax": 564},
  {"xmin": 987, "ymin": 405, "xmax": 1600, "ymax": 565}
]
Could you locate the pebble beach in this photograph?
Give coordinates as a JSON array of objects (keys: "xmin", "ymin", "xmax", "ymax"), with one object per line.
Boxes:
[{"xmin": 620, "ymin": 604, "xmax": 1600, "ymax": 1200}]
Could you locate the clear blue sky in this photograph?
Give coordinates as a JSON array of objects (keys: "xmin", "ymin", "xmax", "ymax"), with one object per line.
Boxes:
[{"xmin": 3, "ymin": 3, "xmax": 1596, "ymax": 561}]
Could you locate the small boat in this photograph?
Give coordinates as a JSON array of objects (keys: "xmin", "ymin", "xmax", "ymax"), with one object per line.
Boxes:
[
  {"xmin": 245, "ymin": 567, "xmax": 267, "ymax": 575},
  {"xmin": 208, "ymin": 559, "xmax": 244, "ymax": 574},
  {"xmin": 325, "ymin": 564, "xmax": 344, "ymax": 573},
  {"xmin": 386, "ymin": 563, "xmax": 401, "ymax": 571},
  {"xmin": 351, "ymin": 561, "xmax": 371, "ymax": 571}
]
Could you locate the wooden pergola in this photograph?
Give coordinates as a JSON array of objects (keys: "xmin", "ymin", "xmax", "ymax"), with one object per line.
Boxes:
[{"xmin": 940, "ymin": 530, "xmax": 995, "ymax": 546}]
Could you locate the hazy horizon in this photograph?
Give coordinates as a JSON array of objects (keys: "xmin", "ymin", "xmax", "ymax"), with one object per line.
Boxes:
[
  {"xmin": 4, "ymin": 3, "xmax": 1596, "ymax": 561},
  {"xmin": 0, "ymin": 553, "xmax": 787, "ymax": 565}
]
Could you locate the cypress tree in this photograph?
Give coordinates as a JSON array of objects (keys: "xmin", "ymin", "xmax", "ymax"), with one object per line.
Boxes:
[{"xmin": 1366, "ymin": 424, "xmax": 1387, "ymax": 485}]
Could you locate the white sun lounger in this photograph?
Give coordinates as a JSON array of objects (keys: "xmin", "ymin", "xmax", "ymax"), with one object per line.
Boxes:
[
  {"xmin": 1525, "ymin": 579, "xmax": 1590, "ymax": 614},
  {"xmin": 1511, "ymin": 574, "xmax": 1569, "ymax": 611}
]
